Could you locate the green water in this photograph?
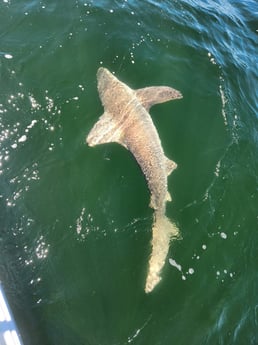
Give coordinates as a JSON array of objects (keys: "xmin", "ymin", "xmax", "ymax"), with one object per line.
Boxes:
[{"xmin": 0, "ymin": 0, "xmax": 258, "ymax": 344}]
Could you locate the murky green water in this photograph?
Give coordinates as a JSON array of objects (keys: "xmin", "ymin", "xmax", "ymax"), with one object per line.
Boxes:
[{"xmin": 0, "ymin": 0, "xmax": 257, "ymax": 344}]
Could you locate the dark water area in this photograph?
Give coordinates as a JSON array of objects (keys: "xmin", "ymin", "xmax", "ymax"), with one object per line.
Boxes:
[{"xmin": 0, "ymin": 0, "xmax": 257, "ymax": 344}]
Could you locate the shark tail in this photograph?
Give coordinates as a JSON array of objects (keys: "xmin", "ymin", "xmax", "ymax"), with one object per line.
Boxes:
[{"xmin": 145, "ymin": 212, "xmax": 179, "ymax": 293}]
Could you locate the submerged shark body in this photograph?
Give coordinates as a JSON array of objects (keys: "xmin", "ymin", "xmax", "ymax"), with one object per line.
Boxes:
[{"xmin": 87, "ymin": 67, "xmax": 182, "ymax": 293}]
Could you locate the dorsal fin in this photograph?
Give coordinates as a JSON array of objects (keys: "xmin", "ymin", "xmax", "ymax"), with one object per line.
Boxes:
[
  {"xmin": 86, "ymin": 112, "xmax": 127, "ymax": 148},
  {"xmin": 135, "ymin": 86, "xmax": 182, "ymax": 111}
]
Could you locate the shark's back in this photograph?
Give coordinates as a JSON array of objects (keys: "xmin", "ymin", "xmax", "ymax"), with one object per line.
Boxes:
[{"xmin": 87, "ymin": 67, "xmax": 181, "ymax": 209}]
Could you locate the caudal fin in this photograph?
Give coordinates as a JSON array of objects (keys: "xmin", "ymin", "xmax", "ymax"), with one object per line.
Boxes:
[{"xmin": 145, "ymin": 213, "xmax": 179, "ymax": 293}]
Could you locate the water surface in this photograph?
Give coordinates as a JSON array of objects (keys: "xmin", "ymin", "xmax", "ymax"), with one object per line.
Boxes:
[{"xmin": 0, "ymin": 0, "xmax": 257, "ymax": 344}]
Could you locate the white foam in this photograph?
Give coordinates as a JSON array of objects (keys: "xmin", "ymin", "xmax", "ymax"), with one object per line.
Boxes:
[
  {"xmin": 29, "ymin": 94, "xmax": 40, "ymax": 109},
  {"xmin": 169, "ymin": 258, "xmax": 182, "ymax": 272},
  {"xmin": 4, "ymin": 54, "xmax": 13, "ymax": 59},
  {"xmin": 27, "ymin": 119, "xmax": 37, "ymax": 129},
  {"xmin": 18, "ymin": 135, "xmax": 27, "ymax": 143},
  {"xmin": 76, "ymin": 208, "xmax": 86, "ymax": 234}
]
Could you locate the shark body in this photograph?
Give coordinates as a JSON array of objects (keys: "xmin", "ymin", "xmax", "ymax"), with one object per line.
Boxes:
[{"xmin": 87, "ymin": 67, "xmax": 182, "ymax": 293}]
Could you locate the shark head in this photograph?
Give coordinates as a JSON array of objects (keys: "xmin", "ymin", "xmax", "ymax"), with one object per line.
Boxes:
[{"xmin": 97, "ymin": 67, "xmax": 117, "ymax": 97}]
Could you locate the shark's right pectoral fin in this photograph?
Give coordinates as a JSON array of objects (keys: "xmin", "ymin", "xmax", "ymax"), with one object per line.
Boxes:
[
  {"xmin": 135, "ymin": 86, "xmax": 182, "ymax": 111},
  {"xmin": 86, "ymin": 112, "xmax": 125, "ymax": 148}
]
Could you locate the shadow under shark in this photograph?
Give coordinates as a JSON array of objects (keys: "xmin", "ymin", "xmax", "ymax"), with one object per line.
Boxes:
[{"xmin": 87, "ymin": 67, "xmax": 182, "ymax": 293}]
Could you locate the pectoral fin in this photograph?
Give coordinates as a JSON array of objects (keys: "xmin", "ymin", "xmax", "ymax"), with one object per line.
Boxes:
[
  {"xmin": 135, "ymin": 86, "xmax": 182, "ymax": 111},
  {"xmin": 86, "ymin": 112, "xmax": 126, "ymax": 148}
]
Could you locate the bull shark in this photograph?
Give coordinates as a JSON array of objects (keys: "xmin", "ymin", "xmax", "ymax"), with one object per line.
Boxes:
[{"xmin": 86, "ymin": 67, "xmax": 182, "ymax": 293}]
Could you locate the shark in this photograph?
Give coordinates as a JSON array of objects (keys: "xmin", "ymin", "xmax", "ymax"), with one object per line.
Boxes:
[{"xmin": 86, "ymin": 67, "xmax": 182, "ymax": 293}]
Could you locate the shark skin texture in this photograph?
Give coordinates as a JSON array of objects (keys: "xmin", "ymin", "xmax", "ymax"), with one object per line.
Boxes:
[{"xmin": 86, "ymin": 67, "xmax": 182, "ymax": 293}]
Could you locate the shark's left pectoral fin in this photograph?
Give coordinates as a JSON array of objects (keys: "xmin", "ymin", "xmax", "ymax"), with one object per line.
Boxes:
[
  {"xmin": 135, "ymin": 86, "xmax": 182, "ymax": 111},
  {"xmin": 86, "ymin": 112, "xmax": 125, "ymax": 148}
]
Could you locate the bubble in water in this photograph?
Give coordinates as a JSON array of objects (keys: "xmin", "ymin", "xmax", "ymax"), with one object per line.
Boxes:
[
  {"xmin": 220, "ymin": 232, "xmax": 227, "ymax": 239},
  {"xmin": 188, "ymin": 268, "xmax": 194, "ymax": 275}
]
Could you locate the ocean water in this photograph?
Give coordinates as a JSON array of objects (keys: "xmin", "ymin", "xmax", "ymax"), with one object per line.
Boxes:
[{"xmin": 0, "ymin": 0, "xmax": 257, "ymax": 344}]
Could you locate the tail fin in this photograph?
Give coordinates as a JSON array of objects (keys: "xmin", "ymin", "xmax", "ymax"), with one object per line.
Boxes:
[{"xmin": 145, "ymin": 213, "xmax": 179, "ymax": 293}]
